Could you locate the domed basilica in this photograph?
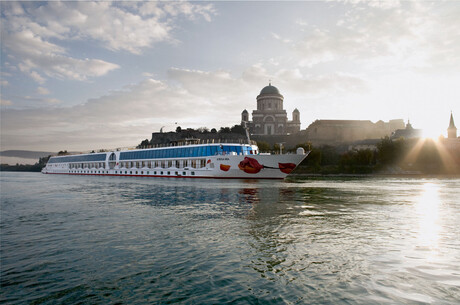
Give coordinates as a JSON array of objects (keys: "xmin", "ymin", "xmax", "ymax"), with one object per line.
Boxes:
[{"xmin": 241, "ymin": 83, "xmax": 301, "ymax": 135}]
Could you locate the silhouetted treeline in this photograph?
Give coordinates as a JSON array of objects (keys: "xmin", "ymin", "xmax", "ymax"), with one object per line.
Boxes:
[
  {"xmin": 137, "ymin": 125, "xmax": 246, "ymax": 148},
  {"xmin": 293, "ymin": 137, "xmax": 459, "ymax": 175},
  {"xmin": 173, "ymin": 125, "xmax": 245, "ymax": 135},
  {"xmin": 0, "ymin": 156, "xmax": 50, "ymax": 172}
]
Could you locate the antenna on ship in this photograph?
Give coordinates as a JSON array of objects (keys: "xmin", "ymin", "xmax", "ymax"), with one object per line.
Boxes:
[
  {"xmin": 277, "ymin": 142, "xmax": 285, "ymax": 155},
  {"xmin": 242, "ymin": 121, "xmax": 252, "ymax": 145}
]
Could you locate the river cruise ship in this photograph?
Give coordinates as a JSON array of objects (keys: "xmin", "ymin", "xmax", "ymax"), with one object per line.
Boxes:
[{"xmin": 42, "ymin": 140, "xmax": 309, "ymax": 179}]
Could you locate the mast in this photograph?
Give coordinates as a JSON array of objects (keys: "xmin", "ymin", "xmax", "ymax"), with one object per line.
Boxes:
[{"xmin": 243, "ymin": 121, "xmax": 252, "ymax": 145}]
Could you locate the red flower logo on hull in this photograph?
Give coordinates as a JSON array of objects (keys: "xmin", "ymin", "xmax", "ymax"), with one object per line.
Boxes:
[
  {"xmin": 238, "ymin": 157, "xmax": 263, "ymax": 174},
  {"xmin": 238, "ymin": 157, "xmax": 297, "ymax": 175},
  {"xmin": 278, "ymin": 163, "xmax": 296, "ymax": 174}
]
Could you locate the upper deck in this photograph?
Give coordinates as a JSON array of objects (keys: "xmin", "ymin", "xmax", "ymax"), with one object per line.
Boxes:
[{"xmin": 47, "ymin": 142, "xmax": 258, "ymax": 164}]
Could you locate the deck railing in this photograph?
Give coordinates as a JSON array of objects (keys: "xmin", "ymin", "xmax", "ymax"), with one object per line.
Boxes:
[
  {"xmin": 136, "ymin": 138, "xmax": 257, "ymax": 150},
  {"xmin": 56, "ymin": 139, "xmax": 257, "ymax": 157}
]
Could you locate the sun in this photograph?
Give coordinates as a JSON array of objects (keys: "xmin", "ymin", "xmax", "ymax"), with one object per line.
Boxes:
[{"xmin": 421, "ymin": 126, "xmax": 443, "ymax": 141}]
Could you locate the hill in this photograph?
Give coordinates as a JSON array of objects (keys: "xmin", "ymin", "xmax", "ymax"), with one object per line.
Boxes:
[{"xmin": 0, "ymin": 150, "xmax": 55, "ymax": 159}]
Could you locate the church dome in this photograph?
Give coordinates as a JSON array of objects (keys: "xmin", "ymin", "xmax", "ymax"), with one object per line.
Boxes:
[{"xmin": 260, "ymin": 83, "xmax": 280, "ymax": 95}]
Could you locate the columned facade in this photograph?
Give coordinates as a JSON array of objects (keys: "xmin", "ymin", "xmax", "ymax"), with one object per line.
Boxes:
[{"xmin": 241, "ymin": 83, "xmax": 301, "ymax": 135}]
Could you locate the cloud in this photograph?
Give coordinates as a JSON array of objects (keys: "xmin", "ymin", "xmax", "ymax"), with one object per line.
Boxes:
[
  {"xmin": 1, "ymin": 1, "xmax": 216, "ymax": 83},
  {"xmin": 2, "ymin": 1, "xmax": 215, "ymax": 53},
  {"xmin": 167, "ymin": 68, "xmax": 252, "ymax": 102},
  {"xmin": 1, "ymin": 78, "xmax": 207, "ymax": 150},
  {"xmin": 0, "ymin": 99, "xmax": 13, "ymax": 106},
  {"xmin": 29, "ymin": 71, "xmax": 46, "ymax": 84},
  {"xmin": 290, "ymin": 1, "xmax": 460, "ymax": 72},
  {"xmin": 1, "ymin": 64, "xmax": 369, "ymax": 150},
  {"xmin": 2, "ymin": 29, "xmax": 120, "ymax": 82},
  {"xmin": 36, "ymin": 87, "xmax": 50, "ymax": 95},
  {"xmin": 241, "ymin": 64, "xmax": 366, "ymax": 97}
]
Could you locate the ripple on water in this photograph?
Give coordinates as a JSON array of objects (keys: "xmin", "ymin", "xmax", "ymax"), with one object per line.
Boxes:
[{"xmin": 1, "ymin": 173, "xmax": 459, "ymax": 304}]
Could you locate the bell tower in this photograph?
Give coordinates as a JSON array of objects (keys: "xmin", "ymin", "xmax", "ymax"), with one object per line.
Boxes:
[
  {"xmin": 241, "ymin": 109, "xmax": 249, "ymax": 123},
  {"xmin": 448, "ymin": 112, "xmax": 457, "ymax": 139}
]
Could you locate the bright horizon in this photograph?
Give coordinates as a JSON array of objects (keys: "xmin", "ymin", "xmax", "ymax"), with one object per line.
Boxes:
[{"xmin": 1, "ymin": 1, "xmax": 459, "ymax": 152}]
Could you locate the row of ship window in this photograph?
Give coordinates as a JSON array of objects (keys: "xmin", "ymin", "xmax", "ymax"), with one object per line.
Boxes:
[
  {"xmin": 119, "ymin": 145, "xmax": 255, "ymax": 161},
  {"xmin": 67, "ymin": 159, "xmax": 208, "ymax": 169},
  {"xmin": 49, "ymin": 153, "xmax": 106, "ymax": 164},
  {"xmin": 117, "ymin": 159, "xmax": 207, "ymax": 169},
  {"xmin": 68, "ymin": 162, "xmax": 106, "ymax": 169},
  {"xmin": 49, "ymin": 145, "xmax": 258, "ymax": 164},
  {"xmin": 68, "ymin": 170, "xmax": 196, "ymax": 176}
]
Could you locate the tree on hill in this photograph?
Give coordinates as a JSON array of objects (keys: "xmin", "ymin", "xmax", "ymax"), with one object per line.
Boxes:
[
  {"xmin": 376, "ymin": 136, "xmax": 405, "ymax": 165},
  {"xmin": 230, "ymin": 124, "xmax": 245, "ymax": 135},
  {"xmin": 256, "ymin": 141, "xmax": 270, "ymax": 153},
  {"xmin": 219, "ymin": 127, "xmax": 231, "ymax": 133},
  {"xmin": 137, "ymin": 139, "xmax": 150, "ymax": 148}
]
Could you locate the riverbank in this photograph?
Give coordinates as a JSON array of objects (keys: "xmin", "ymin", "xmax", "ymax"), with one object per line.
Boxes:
[{"xmin": 287, "ymin": 173, "xmax": 460, "ymax": 181}]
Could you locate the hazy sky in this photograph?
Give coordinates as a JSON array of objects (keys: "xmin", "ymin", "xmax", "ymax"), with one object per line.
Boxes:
[{"xmin": 1, "ymin": 0, "xmax": 459, "ymax": 152}]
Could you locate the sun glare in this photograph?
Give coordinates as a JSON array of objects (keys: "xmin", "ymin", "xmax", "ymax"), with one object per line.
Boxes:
[{"xmin": 422, "ymin": 129, "xmax": 441, "ymax": 141}]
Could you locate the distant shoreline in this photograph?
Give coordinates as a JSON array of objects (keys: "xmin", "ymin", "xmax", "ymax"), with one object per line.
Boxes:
[{"xmin": 288, "ymin": 173, "xmax": 460, "ymax": 179}]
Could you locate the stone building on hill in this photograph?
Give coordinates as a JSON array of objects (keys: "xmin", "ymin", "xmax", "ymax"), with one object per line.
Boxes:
[
  {"xmin": 241, "ymin": 83, "xmax": 301, "ymax": 136},
  {"xmin": 390, "ymin": 120, "xmax": 422, "ymax": 140},
  {"xmin": 304, "ymin": 119, "xmax": 405, "ymax": 145}
]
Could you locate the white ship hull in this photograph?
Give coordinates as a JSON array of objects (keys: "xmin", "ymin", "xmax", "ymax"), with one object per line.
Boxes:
[{"xmin": 42, "ymin": 144, "xmax": 309, "ymax": 179}]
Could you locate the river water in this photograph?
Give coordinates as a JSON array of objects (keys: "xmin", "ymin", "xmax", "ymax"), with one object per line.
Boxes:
[{"xmin": 1, "ymin": 172, "xmax": 459, "ymax": 304}]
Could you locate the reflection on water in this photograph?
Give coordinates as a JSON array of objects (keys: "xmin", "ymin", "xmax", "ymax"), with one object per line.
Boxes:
[
  {"xmin": 1, "ymin": 173, "xmax": 459, "ymax": 304},
  {"xmin": 416, "ymin": 183, "xmax": 441, "ymax": 251}
]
